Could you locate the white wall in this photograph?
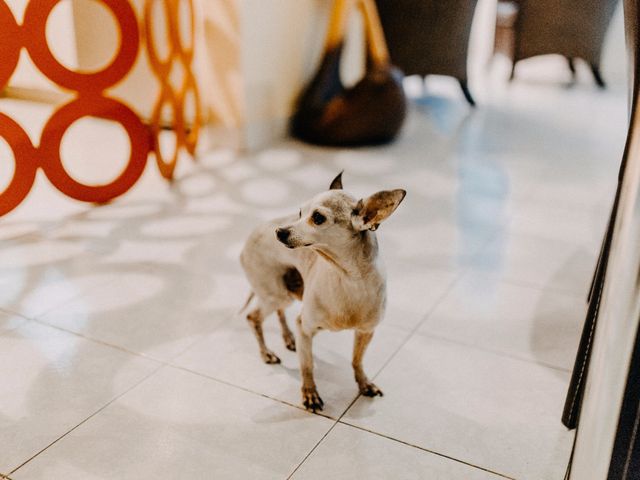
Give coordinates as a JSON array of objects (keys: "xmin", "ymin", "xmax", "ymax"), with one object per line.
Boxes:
[
  {"xmin": 239, "ymin": 0, "xmax": 328, "ymax": 148},
  {"xmin": 239, "ymin": 0, "xmax": 366, "ymax": 149}
]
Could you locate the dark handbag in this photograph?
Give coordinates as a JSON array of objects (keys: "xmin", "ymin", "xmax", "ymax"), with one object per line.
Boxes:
[{"xmin": 290, "ymin": 0, "xmax": 407, "ymax": 146}]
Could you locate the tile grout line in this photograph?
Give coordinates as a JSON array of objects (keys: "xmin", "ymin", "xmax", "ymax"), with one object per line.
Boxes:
[
  {"xmin": 337, "ymin": 420, "xmax": 517, "ymax": 480},
  {"xmin": 285, "ymin": 269, "xmax": 472, "ymax": 479},
  {"xmin": 8, "ymin": 313, "xmax": 245, "ymax": 475},
  {"xmin": 412, "ymin": 330, "xmax": 574, "ymax": 374},
  {"xmin": 24, "ymin": 299, "xmax": 423, "ymax": 425},
  {"xmin": 288, "ymin": 270, "xmax": 466, "ymax": 478},
  {"xmin": 2, "ymin": 275, "xmax": 123, "ymax": 325},
  {"xmin": 370, "ymin": 268, "xmax": 467, "ymax": 383},
  {"xmin": 317, "ymin": 224, "xmax": 568, "ymax": 479},
  {"xmin": 9, "ymin": 362, "xmax": 166, "ymax": 475},
  {"xmin": 24, "ymin": 317, "xmax": 172, "ymax": 364},
  {"xmin": 4, "ymin": 220, "xmax": 574, "ymax": 477},
  {"xmin": 383, "ymin": 223, "xmax": 582, "ymax": 375},
  {"xmin": 7, "ymin": 273, "xmax": 570, "ymax": 476},
  {"xmin": 28, "ymin": 263, "xmax": 160, "ymax": 321},
  {"xmin": 492, "ymin": 276, "xmax": 590, "ymax": 300},
  {"xmin": 285, "ymin": 390, "xmax": 365, "ymax": 479},
  {"xmin": 0, "ymin": 310, "xmax": 31, "ymax": 337},
  {"xmin": 26, "ymin": 313, "xmax": 338, "ymax": 420},
  {"xmin": 171, "ymin": 363, "xmax": 340, "ymax": 422},
  {"xmin": 25, "ymin": 303, "xmax": 238, "ymax": 367},
  {"xmin": 20, "ymin": 313, "xmax": 348, "ymax": 431},
  {"xmin": 284, "ymin": 421, "xmax": 340, "ymax": 480},
  {"xmin": 0, "ymin": 308, "xmax": 29, "ymax": 320},
  {"xmin": 25, "ymin": 312, "xmax": 342, "ymax": 420},
  {"xmin": 288, "ymin": 228, "xmax": 548, "ymax": 480},
  {"xmin": 465, "ymin": 208, "xmax": 601, "ymax": 300}
]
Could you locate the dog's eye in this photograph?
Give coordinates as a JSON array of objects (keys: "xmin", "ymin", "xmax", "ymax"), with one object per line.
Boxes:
[
  {"xmin": 299, "ymin": 209, "xmax": 302, "ymax": 219},
  {"xmin": 312, "ymin": 211, "xmax": 326, "ymax": 225}
]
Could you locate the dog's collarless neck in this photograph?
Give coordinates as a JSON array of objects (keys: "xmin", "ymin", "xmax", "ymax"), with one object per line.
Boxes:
[
  {"xmin": 311, "ymin": 238, "xmax": 378, "ymax": 278},
  {"xmin": 312, "ymin": 247, "xmax": 351, "ymax": 276}
]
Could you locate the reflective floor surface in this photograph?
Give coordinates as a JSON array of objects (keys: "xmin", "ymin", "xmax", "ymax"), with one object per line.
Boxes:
[{"xmin": 0, "ymin": 60, "xmax": 628, "ymax": 479}]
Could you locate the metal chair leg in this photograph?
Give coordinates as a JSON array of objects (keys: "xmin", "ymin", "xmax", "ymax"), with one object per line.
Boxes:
[
  {"xmin": 567, "ymin": 56, "xmax": 576, "ymax": 77},
  {"xmin": 509, "ymin": 61, "xmax": 516, "ymax": 81},
  {"xmin": 459, "ymin": 80, "xmax": 476, "ymax": 107},
  {"xmin": 591, "ymin": 64, "xmax": 606, "ymax": 89}
]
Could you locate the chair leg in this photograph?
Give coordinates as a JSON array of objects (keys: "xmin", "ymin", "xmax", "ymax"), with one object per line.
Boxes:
[
  {"xmin": 509, "ymin": 61, "xmax": 516, "ymax": 81},
  {"xmin": 591, "ymin": 64, "xmax": 606, "ymax": 89},
  {"xmin": 459, "ymin": 80, "xmax": 476, "ymax": 107},
  {"xmin": 567, "ymin": 57, "xmax": 576, "ymax": 77}
]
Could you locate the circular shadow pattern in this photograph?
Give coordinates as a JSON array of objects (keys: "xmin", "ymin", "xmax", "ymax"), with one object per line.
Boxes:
[
  {"xmin": 140, "ymin": 215, "xmax": 231, "ymax": 238},
  {"xmin": 240, "ymin": 178, "xmax": 291, "ymax": 206},
  {"xmin": 257, "ymin": 149, "xmax": 302, "ymax": 171}
]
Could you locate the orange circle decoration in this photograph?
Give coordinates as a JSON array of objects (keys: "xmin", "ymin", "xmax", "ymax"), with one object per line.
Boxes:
[
  {"xmin": 39, "ymin": 97, "xmax": 150, "ymax": 203},
  {"xmin": 144, "ymin": 0, "xmax": 201, "ymax": 179},
  {"xmin": 174, "ymin": 0, "xmax": 195, "ymax": 65},
  {"xmin": 0, "ymin": 1, "xmax": 21, "ymax": 88},
  {"xmin": 179, "ymin": 72, "xmax": 201, "ymax": 155},
  {"xmin": 23, "ymin": 0, "xmax": 139, "ymax": 93},
  {"xmin": 0, "ymin": 114, "xmax": 38, "ymax": 216},
  {"xmin": 144, "ymin": 0, "xmax": 176, "ymax": 78},
  {"xmin": 0, "ymin": 0, "xmax": 201, "ymax": 216},
  {"xmin": 150, "ymin": 86, "xmax": 183, "ymax": 179}
]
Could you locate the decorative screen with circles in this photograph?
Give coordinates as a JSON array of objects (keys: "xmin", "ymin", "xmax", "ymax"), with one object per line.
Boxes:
[{"xmin": 0, "ymin": 0, "xmax": 201, "ymax": 216}]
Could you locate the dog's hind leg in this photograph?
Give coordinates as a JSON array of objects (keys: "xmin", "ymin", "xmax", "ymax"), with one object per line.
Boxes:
[
  {"xmin": 277, "ymin": 309, "xmax": 296, "ymax": 351},
  {"xmin": 247, "ymin": 307, "xmax": 280, "ymax": 364}
]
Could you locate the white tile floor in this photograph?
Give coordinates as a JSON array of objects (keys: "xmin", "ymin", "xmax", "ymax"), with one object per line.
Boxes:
[{"xmin": 0, "ymin": 61, "xmax": 628, "ymax": 479}]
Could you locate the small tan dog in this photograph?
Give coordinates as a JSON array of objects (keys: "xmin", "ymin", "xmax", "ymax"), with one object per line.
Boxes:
[{"xmin": 240, "ymin": 172, "xmax": 406, "ymax": 412}]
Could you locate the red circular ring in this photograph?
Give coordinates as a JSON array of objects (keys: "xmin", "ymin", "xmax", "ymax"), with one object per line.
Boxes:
[
  {"xmin": 0, "ymin": 1, "xmax": 21, "ymax": 89},
  {"xmin": 150, "ymin": 85, "xmax": 184, "ymax": 179},
  {"xmin": 144, "ymin": 0, "xmax": 176, "ymax": 77},
  {"xmin": 0, "ymin": 114, "xmax": 38, "ymax": 216},
  {"xmin": 23, "ymin": 0, "xmax": 139, "ymax": 93},
  {"xmin": 39, "ymin": 96, "xmax": 150, "ymax": 203}
]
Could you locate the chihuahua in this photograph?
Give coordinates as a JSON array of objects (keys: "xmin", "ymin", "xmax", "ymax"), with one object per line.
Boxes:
[{"xmin": 240, "ymin": 172, "xmax": 406, "ymax": 412}]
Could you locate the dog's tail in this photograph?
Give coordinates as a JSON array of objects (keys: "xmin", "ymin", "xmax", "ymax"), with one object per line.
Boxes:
[{"xmin": 238, "ymin": 291, "xmax": 255, "ymax": 314}]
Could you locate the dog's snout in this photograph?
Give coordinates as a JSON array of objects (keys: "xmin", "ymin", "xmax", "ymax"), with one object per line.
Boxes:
[{"xmin": 276, "ymin": 227, "xmax": 290, "ymax": 243}]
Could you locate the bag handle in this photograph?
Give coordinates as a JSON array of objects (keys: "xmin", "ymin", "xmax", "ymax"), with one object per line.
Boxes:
[
  {"xmin": 323, "ymin": 0, "xmax": 390, "ymax": 67},
  {"xmin": 324, "ymin": 0, "xmax": 354, "ymax": 53},
  {"xmin": 359, "ymin": 0, "xmax": 390, "ymax": 67}
]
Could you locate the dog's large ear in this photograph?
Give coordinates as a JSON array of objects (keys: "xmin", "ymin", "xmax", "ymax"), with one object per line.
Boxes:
[
  {"xmin": 352, "ymin": 189, "xmax": 406, "ymax": 231},
  {"xmin": 329, "ymin": 171, "xmax": 344, "ymax": 190}
]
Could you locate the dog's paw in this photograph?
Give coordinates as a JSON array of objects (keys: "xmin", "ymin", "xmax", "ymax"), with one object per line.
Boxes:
[
  {"xmin": 261, "ymin": 350, "xmax": 281, "ymax": 364},
  {"xmin": 283, "ymin": 334, "xmax": 296, "ymax": 352},
  {"xmin": 359, "ymin": 382, "xmax": 383, "ymax": 397},
  {"xmin": 302, "ymin": 387, "xmax": 324, "ymax": 412}
]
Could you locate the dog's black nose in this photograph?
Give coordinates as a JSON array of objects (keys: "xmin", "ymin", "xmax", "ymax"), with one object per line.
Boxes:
[{"xmin": 276, "ymin": 228, "xmax": 290, "ymax": 243}]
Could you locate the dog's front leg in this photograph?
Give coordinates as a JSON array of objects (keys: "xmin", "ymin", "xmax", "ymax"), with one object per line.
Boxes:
[
  {"xmin": 296, "ymin": 315, "xmax": 323, "ymax": 412},
  {"xmin": 353, "ymin": 330, "xmax": 383, "ymax": 397}
]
